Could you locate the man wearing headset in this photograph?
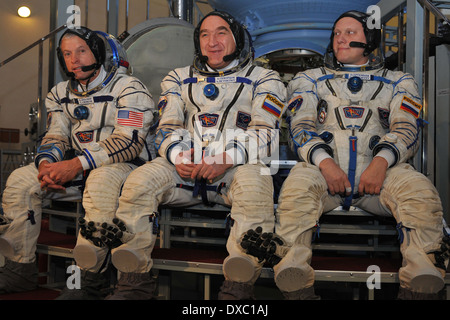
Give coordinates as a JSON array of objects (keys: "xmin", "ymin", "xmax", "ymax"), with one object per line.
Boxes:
[
  {"xmin": 241, "ymin": 10, "xmax": 449, "ymax": 299},
  {"xmin": 109, "ymin": 10, "xmax": 286, "ymax": 300},
  {"xmin": 0, "ymin": 27, "xmax": 156, "ymax": 299}
]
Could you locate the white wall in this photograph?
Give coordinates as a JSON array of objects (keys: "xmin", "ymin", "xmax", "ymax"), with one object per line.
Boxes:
[{"xmin": 0, "ymin": 0, "xmax": 51, "ymax": 151}]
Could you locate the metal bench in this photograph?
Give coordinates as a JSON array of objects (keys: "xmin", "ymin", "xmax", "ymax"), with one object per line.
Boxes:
[
  {"xmin": 158, "ymin": 203, "xmax": 400, "ymax": 254},
  {"xmin": 154, "ymin": 202, "xmax": 406, "ymax": 300}
]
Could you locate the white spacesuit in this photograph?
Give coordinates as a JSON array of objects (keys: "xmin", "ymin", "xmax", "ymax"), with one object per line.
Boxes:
[
  {"xmin": 0, "ymin": 27, "xmax": 156, "ymax": 298},
  {"xmin": 271, "ymin": 11, "xmax": 448, "ymax": 299},
  {"xmin": 111, "ymin": 11, "xmax": 286, "ymax": 299}
]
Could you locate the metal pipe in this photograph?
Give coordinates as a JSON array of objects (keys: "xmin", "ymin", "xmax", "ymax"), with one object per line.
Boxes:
[
  {"xmin": 0, "ymin": 24, "xmax": 67, "ymax": 68},
  {"xmin": 107, "ymin": 0, "xmax": 119, "ymax": 36},
  {"xmin": 397, "ymin": 9, "xmax": 404, "ymax": 70},
  {"xmin": 422, "ymin": 6, "xmax": 430, "ymax": 177},
  {"xmin": 172, "ymin": 0, "xmax": 183, "ymax": 19},
  {"xmin": 48, "ymin": 0, "xmax": 58, "ymax": 90},
  {"xmin": 125, "ymin": 0, "xmax": 129, "ymax": 31},
  {"xmin": 38, "ymin": 42, "xmax": 43, "ymax": 114},
  {"xmin": 172, "ymin": 0, "xmax": 193, "ymax": 22},
  {"xmin": 85, "ymin": 0, "xmax": 89, "ymax": 27}
]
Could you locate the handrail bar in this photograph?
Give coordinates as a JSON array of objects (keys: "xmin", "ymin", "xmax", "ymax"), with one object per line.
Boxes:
[{"xmin": 0, "ymin": 24, "xmax": 67, "ymax": 68}]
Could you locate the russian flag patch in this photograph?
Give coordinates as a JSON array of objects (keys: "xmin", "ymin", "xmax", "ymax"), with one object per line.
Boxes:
[
  {"xmin": 117, "ymin": 110, "xmax": 144, "ymax": 128},
  {"xmin": 262, "ymin": 94, "xmax": 284, "ymax": 118},
  {"xmin": 400, "ymin": 96, "xmax": 422, "ymax": 119}
]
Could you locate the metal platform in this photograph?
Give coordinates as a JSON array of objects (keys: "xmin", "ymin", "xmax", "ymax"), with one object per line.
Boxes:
[
  {"xmin": 151, "ymin": 247, "xmax": 450, "ymax": 300},
  {"xmin": 32, "ymin": 201, "xmax": 450, "ymax": 300}
]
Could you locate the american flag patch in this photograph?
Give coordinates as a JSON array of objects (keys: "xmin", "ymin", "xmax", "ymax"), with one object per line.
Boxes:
[
  {"xmin": 117, "ymin": 110, "xmax": 144, "ymax": 128},
  {"xmin": 262, "ymin": 94, "xmax": 284, "ymax": 118},
  {"xmin": 400, "ymin": 96, "xmax": 422, "ymax": 119}
]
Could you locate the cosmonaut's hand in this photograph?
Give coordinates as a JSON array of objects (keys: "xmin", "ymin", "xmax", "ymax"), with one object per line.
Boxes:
[
  {"xmin": 190, "ymin": 152, "xmax": 233, "ymax": 182},
  {"xmin": 38, "ymin": 160, "xmax": 61, "ymax": 190},
  {"xmin": 38, "ymin": 157, "xmax": 83, "ymax": 191},
  {"xmin": 174, "ymin": 148, "xmax": 195, "ymax": 179},
  {"xmin": 319, "ymin": 158, "xmax": 352, "ymax": 196},
  {"xmin": 358, "ymin": 156, "xmax": 388, "ymax": 195}
]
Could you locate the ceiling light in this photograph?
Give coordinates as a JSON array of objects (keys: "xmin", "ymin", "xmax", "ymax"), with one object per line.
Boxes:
[{"xmin": 18, "ymin": 6, "xmax": 31, "ymax": 18}]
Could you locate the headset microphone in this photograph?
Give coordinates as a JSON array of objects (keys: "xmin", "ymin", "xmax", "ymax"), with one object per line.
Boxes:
[
  {"xmin": 349, "ymin": 41, "xmax": 367, "ymax": 49},
  {"xmin": 81, "ymin": 63, "xmax": 99, "ymax": 72}
]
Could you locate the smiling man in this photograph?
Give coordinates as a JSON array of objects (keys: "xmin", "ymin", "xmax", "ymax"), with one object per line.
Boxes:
[
  {"xmin": 332, "ymin": 16, "xmax": 370, "ymax": 66},
  {"xmin": 241, "ymin": 10, "xmax": 449, "ymax": 300},
  {"xmin": 198, "ymin": 15, "xmax": 237, "ymax": 70},
  {"xmin": 109, "ymin": 11, "xmax": 286, "ymax": 300}
]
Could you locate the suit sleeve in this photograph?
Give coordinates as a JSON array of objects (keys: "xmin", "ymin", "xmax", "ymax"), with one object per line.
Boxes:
[
  {"xmin": 233, "ymin": 68, "xmax": 287, "ymax": 164},
  {"xmin": 34, "ymin": 83, "xmax": 73, "ymax": 167},
  {"xmin": 286, "ymin": 69, "xmax": 332, "ymax": 163},
  {"xmin": 154, "ymin": 68, "xmax": 192, "ymax": 163},
  {"xmin": 373, "ymin": 72, "xmax": 422, "ymax": 165},
  {"xmin": 81, "ymin": 76, "xmax": 156, "ymax": 170}
]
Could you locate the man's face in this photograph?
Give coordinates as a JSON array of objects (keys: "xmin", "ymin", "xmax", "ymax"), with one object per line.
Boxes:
[
  {"xmin": 333, "ymin": 17, "xmax": 368, "ymax": 65},
  {"xmin": 199, "ymin": 15, "xmax": 236, "ymax": 69},
  {"xmin": 60, "ymin": 35, "xmax": 97, "ymax": 83}
]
